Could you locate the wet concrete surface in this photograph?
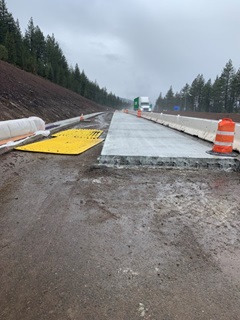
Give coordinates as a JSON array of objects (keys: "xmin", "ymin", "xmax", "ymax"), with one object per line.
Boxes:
[
  {"xmin": 1, "ymin": 113, "xmax": 240, "ymax": 320},
  {"xmin": 99, "ymin": 112, "xmax": 240, "ymax": 171}
]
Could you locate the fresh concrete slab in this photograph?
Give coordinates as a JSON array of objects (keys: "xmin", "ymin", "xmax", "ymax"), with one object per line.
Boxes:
[{"xmin": 99, "ymin": 112, "xmax": 240, "ymax": 170}]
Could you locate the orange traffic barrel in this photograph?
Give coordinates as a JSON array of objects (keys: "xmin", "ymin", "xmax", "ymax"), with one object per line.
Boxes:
[
  {"xmin": 208, "ymin": 118, "xmax": 236, "ymax": 156},
  {"xmin": 137, "ymin": 109, "xmax": 141, "ymax": 118}
]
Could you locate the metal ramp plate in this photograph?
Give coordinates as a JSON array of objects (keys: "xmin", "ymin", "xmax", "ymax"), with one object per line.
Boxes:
[
  {"xmin": 53, "ymin": 129, "xmax": 103, "ymax": 139},
  {"xmin": 15, "ymin": 129, "xmax": 103, "ymax": 155}
]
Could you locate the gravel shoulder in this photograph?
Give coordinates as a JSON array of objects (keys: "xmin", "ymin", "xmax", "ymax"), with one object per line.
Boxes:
[{"xmin": 0, "ymin": 113, "xmax": 240, "ymax": 320}]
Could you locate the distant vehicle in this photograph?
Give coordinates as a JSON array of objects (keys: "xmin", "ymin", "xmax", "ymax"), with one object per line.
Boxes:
[{"xmin": 134, "ymin": 97, "xmax": 152, "ymax": 112}]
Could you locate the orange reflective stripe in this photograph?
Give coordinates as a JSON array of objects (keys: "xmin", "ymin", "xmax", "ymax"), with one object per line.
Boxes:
[
  {"xmin": 218, "ymin": 127, "xmax": 235, "ymax": 132},
  {"xmin": 215, "ymin": 134, "xmax": 234, "ymax": 143},
  {"xmin": 213, "ymin": 145, "xmax": 232, "ymax": 153}
]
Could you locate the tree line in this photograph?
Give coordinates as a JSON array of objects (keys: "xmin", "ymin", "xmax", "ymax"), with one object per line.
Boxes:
[
  {"xmin": 156, "ymin": 60, "xmax": 240, "ymax": 114},
  {"xmin": 0, "ymin": 0, "xmax": 128, "ymax": 109}
]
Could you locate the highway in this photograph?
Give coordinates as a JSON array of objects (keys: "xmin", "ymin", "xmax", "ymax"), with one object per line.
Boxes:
[
  {"xmin": 100, "ymin": 112, "xmax": 239, "ymax": 170},
  {"xmin": 1, "ymin": 112, "xmax": 240, "ymax": 320}
]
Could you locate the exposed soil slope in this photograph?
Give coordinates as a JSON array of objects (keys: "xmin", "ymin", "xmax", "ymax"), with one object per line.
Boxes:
[{"xmin": 0, "ymin": 60, "xmax": 112, "ymax": 123}]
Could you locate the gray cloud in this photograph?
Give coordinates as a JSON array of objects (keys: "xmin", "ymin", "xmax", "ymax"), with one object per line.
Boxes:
[{"xmin": 6, "ymin": 0, "xmax": 240, "ymax": 103}]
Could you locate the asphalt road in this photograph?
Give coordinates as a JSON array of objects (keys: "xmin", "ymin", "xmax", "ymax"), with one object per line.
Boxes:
[{"xmin": 1, "ymin": 113, "xmax": 240, "ymax": 320}]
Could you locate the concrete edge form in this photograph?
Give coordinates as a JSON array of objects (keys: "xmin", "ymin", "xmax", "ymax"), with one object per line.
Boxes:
[
  {"xmin": 99, "ymin": 111, "xmax": 240, "ymax": 171},
  {"xmin": 98, "ymin": 155, "xmax": 240, "ymax": 171}
]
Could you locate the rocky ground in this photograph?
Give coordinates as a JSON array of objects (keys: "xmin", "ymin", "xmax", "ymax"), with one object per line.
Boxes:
[{"xmin": 0, "ymin": 113, "xmax": 240, "ymax": 320}]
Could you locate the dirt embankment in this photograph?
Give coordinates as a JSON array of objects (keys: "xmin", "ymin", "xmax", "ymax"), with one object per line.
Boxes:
[{"xmin": 0, "ymin": 60, "xmax": 112, "ymax": 123}]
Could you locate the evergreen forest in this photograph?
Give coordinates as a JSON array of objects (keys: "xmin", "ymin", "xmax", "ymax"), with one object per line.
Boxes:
[
  {"xmin": 156, "ymin": 59, "xmax": 240, "ymax": 113},
  {"xmin": 0, "ymin": 0, "xmax": 127, "ymax": 109},
  {"xmin": 1, "ymin": 0, "xmax": 240, "ymax": 114}
]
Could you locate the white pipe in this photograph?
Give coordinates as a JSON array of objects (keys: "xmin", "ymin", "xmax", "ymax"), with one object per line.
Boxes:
[{"xmin": 0, "ymin": 117, "xmax": 45, "ymax": 140}]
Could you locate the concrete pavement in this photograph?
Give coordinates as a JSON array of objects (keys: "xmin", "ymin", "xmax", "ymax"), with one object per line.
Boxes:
[{"xmin": 99, "ymin": 112, "xmax": 240, "ymax": 170}]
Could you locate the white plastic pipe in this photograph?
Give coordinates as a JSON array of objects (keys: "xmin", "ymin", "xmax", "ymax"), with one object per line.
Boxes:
[{"xmin": 0, "ymin": 117, "xmax": 45, "ymax": 140}]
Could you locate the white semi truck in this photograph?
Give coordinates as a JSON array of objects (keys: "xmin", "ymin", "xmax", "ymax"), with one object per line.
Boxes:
[{"xmin": 134, "ymin": 97, "xmax": 152, "ymax": 112}]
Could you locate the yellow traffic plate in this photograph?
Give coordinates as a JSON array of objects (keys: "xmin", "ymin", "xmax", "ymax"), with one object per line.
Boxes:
[{"xmin": 15, "ymin": 129, "xmax": 103, "ymax": 155}]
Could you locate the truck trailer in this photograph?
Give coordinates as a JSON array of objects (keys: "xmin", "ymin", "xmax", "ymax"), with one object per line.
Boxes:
[{"xmin": 134, "ymin": 97, "xmax": 151, "ymax": 112}]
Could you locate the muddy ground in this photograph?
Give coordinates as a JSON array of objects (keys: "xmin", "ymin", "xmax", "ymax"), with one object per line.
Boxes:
[{"xmin": 0, "ymin": 113, "xmax": 240, "ymax": 320}]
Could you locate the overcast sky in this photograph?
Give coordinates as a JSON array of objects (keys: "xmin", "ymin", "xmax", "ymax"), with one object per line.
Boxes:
[{"xmin": 6, "ymin": 0, "xmax": 240, "ymax": 104}]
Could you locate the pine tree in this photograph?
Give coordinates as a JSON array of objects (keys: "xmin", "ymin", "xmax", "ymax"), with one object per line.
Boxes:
[
  {"xmin": 73, "ymin": 63, "xmax": 81, "ymax": 93},
  {"xmin": 180, "ymin": 83, "xmax": 191, "ymax": 111},
  {"xmin": 155, "ymin": 92, "xmax": 164, "ymax": 112},
  {"xmin": 5, "ymin": 30, "xmax": 16, "ymax": 63},
  {"xmin": 212, "ymin": 76, "xmax": 225, "ymax": 112},
  {"xmin": 173, "ymin": 92, "xmax": 182, "ymax": 109},
  {"xmin": 0, "ymin": 0, "xmax": 19, "ymax": 64},
  {"xmin": 0, "ymin": 0, "xmax": 8, "ymax": 44},
  {"xmin": 14, "ymin": 19, "xmax": 24, "ymax": 67},
  {"xmin": 189, "ymin": 74, "xmax": 205, "ymax": 111},
  {"xmin": 0, "ymin": 43, "xmax": 7, "ymax": 60},
  {"xmin": 219, "ymin": 59, "xmax": 235, "ymax": 112},
  {"xmin": 165, "ymin": 86, "xmax": 174, "ymax": 110},
  {"xmin": 24, "ymin": 17, "xmax": 34, "ymax": 52},
  {"xmin": 230, "ymin": 68, "xmax": 240, "ymax": 112},
  {"xmin": 80, "ymin": 70, "xmax": 89, "ymax": 97},
  {"xmin": 23, "ymin": 17, "xmax": 37, "ymax": 72},
  {"xmin": 202, "ymin": 79, "xmax": 212, "ymax": 112}
]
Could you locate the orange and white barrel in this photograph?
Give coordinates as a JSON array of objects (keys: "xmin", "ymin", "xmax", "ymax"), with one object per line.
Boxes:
[
  {"xmin": 137, "ymin": 109, "xmax": 142, "ymax": 118},
  {"xmin": 212, "ymin": 118, "xmax": 235, "ymax": 154}
]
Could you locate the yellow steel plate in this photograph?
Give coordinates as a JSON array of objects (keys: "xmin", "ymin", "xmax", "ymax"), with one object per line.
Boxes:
[
  {"xmin": 53, "ymin": 129, "xmax": 103, "ymax": 139},
  {"xmin": 15, "ymin": 129, "xmax": 103, "ymax": 155}
]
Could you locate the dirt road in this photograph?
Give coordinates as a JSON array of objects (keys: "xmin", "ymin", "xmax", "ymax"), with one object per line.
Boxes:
[{"xmin": 1, "ymin": 113, "xmax": 240, "ymax": 320}]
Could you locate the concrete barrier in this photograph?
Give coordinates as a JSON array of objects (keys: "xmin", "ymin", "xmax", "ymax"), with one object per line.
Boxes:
[
  {"xmin": 234, "ymin": 125, "xmax": 240, "ymax": 152},
  {"xmin": 129, "ymin": 111, "xmax": 240, "ymax": 153}
]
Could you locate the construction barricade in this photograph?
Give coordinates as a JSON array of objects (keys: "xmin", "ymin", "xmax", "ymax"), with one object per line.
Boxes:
[{"xmin": 208, "ymin": 118, "xmax": 236, "ymax": 156}]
